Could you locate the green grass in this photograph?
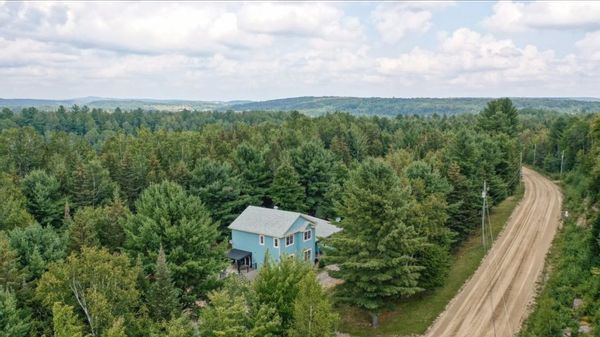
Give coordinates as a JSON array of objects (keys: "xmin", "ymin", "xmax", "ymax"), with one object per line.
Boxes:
[{"xmin": 337, "ymin": 184, "xmax": 525, "ymax": 337}]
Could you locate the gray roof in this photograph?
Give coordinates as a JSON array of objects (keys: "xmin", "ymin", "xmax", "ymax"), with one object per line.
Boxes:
[{"xmin": 228, "ymin": 206, "xmax": 341, "ymax": 238}]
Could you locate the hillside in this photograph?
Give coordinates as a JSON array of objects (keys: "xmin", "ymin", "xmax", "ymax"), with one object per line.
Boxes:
[{"xmin": 2, "ymin": 96, "xmax": 600, "ymax": 116}]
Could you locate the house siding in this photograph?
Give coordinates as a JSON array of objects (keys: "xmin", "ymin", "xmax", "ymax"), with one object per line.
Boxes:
[{"xmin": 230, "ymin": 217, "xmax": 316, "ymax": 269}]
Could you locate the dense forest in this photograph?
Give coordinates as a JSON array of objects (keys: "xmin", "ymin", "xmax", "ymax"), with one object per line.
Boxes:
[
  {"xmin": 0, "ymin": 99, "xmax": 541, "ymax": 336},
  {"xmin": 2, "ymin": 96, "xmax": 600, "ymax": 116},
  {"xmin": 519, "ymin": 110, "xmax": 600, "ymax": 337}
]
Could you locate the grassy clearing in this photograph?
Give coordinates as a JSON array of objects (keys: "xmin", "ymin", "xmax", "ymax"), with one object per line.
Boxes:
[{"xmin": 337, "ymin": 184, "xmax": 525, "ymax": 337}]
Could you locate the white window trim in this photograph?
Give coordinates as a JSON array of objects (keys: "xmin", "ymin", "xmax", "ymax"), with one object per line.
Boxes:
[
  {"xmin": 285, "ymin": 234, "xmax": 294, "ymax": 247},
  {"xmin": 259, "ymin": 234, "xmax": 264, "ymax": 246},
  {"xmin": 303, "ymin": 249, "xmax": 312, "ymax": 261},
  {"xmin": 303, "ymin": 229, "xmax": 312, "ymax": 241},
  {"xmin": 273, "ymin": 238, "xmax": 280, "ymax": 248}
]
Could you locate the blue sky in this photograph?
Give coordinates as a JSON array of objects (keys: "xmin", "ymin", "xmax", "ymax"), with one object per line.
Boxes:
[{"xmin": 1, "ymin": 1, "xmax": 599, "ymax": 100}]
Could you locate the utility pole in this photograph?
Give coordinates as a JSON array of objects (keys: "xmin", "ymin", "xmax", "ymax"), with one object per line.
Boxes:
[
  {"xmin": 519, "ymin": 151, "xmax": 523, "ymax": 182},
  {"xmin": 481, "ymin": 181, "xmax": 487, "ymax": 249},
  {"xmin": 533, "ymin": 143, "xmax": 537, "ymax": 166},
  {"xmin": 560, "ymin": 150, "xmax": 565, "ymax": 178}
]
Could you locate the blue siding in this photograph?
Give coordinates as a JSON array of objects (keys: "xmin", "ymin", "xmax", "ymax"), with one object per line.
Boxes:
[{"xmin": 230, "ymin": 216, "xmax": 317, "ymax": 269}]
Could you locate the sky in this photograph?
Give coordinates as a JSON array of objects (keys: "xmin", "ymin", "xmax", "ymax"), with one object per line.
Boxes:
[{"xmin": 1, "ymin": 1, "xmax": 600, "ymax": 101}]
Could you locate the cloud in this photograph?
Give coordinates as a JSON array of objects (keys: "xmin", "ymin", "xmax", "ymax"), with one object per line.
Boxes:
[
  {"xmin": 376, "ymin": 28, "xmax": 582, "ymax": 88},
  {"xmin": 483, "ymin": 1, "xmax": 600, "ymax": 32},
  {"xmin": 370, "ymin": 3, "xmax": 452, "ymax": 44}
]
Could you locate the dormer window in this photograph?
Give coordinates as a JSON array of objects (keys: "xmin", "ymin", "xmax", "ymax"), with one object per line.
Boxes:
[
  {"xmin": 286, "ymin": 234, "xmax": 294, "ymax": 246},
  {"xmin": 303, "ymin": 230, "xmax": 312, "ymax": 241},
  {"xmin": 259, "ymin": 234, "xmax": 265, "ymax": 245}
]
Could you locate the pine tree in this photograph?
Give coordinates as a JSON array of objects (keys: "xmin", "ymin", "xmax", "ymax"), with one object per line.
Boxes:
[
  {"xmin": 147, "ymin": 246, "xmax": 179, "ymax": 320},
  {"xmin": 125, "ymin": 181, "xmax": 226, "ymax": 302},
  {"xmin": 288, "ymin": 271, "xmax": 338, "ymax": 337},
  {"xmin": 269, "ymin": 159, "xmax": 307, "ymax": 212},
  {"xmin": 67, "ymin": 207, "xmax": 100, "ymax": 253},
  {"xmin": 478, "ymin": 98, "xmax": 519, "ymax": 137},
  {"xmin": 199, "ymin": 289, "xmax": 249, "ymax": 337},
  {"xmin": 234, "ymin": 143, "xmax": 273, "ymax": 206},
  {"xmin": 21, "ymin": 170, "xmax": 64, "ymax": 227},
  {"xmin": 71, "ymin": 159, "xmax": 117, "ymax": 208},
  {"xmin": 52, "ymin": 302, "xmax": 84, "ymax": 337},
  {"xmin": 290, "ymin": 141, "xmax": 335, "ymax": 215},
  {"xmin": 189, "ymin": 158, "xmax": 252, "ymax": 232},
  {"xmin": 248, "ymin": 303, "xmax": 282, "ymax": 337},
  {"xmin": 0, "ymin": 287, "xmax": 30, "ymax": 337},
  {"xmin": 0, "ymin": 234, "xmax": 23, "ymax": 290},
  {"xmin": 0, "ymin": 173, "xmax": 35, "ymax": 231},
  {"xmin": 8, "ymin": 223, "xmax": 66, "ymax": 280},
  {"xmin": 325, "ymin": 158, "xmax": 426, "ymax": 327}
]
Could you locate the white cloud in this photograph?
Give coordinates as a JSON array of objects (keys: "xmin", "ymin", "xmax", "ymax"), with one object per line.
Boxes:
[
  {"xmin": 377, "ymin": 28, "xmax": 582, "ymax": 88},
  {"xmin": 483, "ymin": 1, "xmax": 600, "ymax": 32},
  {"xmin": 576, "ymin": 30, "xmax": 600, "ymax": 61},
  {"xmin": 371, "ymin": 3, "xmax": 452, "ymax": 44}
]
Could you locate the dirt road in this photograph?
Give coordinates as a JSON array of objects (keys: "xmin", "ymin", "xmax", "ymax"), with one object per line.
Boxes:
[{"xmin": 423, "ymin": 167, "xmax": 562, "ymax": 337}]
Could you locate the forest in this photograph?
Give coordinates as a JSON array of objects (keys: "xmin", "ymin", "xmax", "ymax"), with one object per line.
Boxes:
[
  {"xmin": 0, "ymin": 98, "xmax": 589, "ymax": 337},
  {"xmin": 518, "ymin": 110, "xmax": 600, "ymax": 337}
]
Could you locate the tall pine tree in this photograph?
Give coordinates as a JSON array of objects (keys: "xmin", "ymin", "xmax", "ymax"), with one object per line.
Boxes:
[
  {"xmin": 325, "ymin": 158, "xmax": 426, "ymax": 327},
  {"xmin": 147, "ymin": 246, "xmax": 179, "ymax": 320},
  {"xmin": 269, "ymin": 159, "xmax": 307, "ymax": 212}
]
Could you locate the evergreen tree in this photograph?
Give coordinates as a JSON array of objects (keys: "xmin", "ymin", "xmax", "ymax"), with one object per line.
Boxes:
[
  {"xmin": 8, "ymin": 223, "xmax": 66, "ymax": 280},
  {"xmin": 288, "ymin": 271, "xmax": 338, "ymax": 337},
  {"xmin": 234, "ymin": 143, "xmax": 273, "ymax": 205},
  {"xmin": 125, "ymin": 181, "xmax": 226, "ymax": 302},
  {"xmin": 0, "ymin": 234, "xmax": 23, "ymax": 290},
  {"xmin": 147, "ymin": 246, "xmax": 179, "ymax": 320},
  {"xmin": 67, "ymin": 207, "xmax": 101, "ymax": 253},
  {"xmin": 0, "ymin": 173, "xmax": 35, "ymax": 231},
  {"xmin": 269, "ymin": 159, "xmax": 307, "ymax": 212},
  {"xmin": 71, "ymin": 159, "xmax": 117, "ymax": 208},
  {"xmin": 52, "ymin": 302, "xmax": 84, "ymax": 337},
  {"xmin": 478, "ymin": 98, "xmax": 519, "ymax": 137},
  {"xmin": 199, "ymin": 288, "xmax": 249, "ymax": 337},
  {"xmin": 97, "ymin": 193, "xmax": 130, "ymax": 251},
  {"xmin": 290, "ymin": 141, "xmax": 335, "ymax": 215},
  {"xmin": 189, "ymin": 158, "xmax": 251, "ymax": 232},
  {"xmin": 248, "ymin": 303, "xmax": 282, "ymax": 337},
  {"xmin": 0, "ymin": 287, "xmax": 30, "ymax": 337},
  {"xmin": 325, "ymin": 158, "xmax": 426, "ymax": 327},
  {"xmin": 21, "ymin": 170, "xmax": 64, "ymax": 227}
]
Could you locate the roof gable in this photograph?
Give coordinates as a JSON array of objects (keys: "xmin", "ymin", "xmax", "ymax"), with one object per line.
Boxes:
[{"xmin": 228, "ymin": 206, "xmax": 341, "ymax": 238}]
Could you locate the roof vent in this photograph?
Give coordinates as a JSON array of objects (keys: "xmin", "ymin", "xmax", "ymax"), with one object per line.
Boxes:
[{"xmin": 273, "ymin": 205, "xmax": 279, "ymax": 210}]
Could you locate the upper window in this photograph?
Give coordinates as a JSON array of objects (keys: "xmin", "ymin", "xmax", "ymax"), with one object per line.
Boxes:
[
  {"xmin": 286, "ymin": 234, "xmax": 294, "ymax": 246},
  {"xmin": 273, "ymin": 238, "xmax": 279, "ymax": 248},
  {"xmin": 303, "ymin": 230, "xmax": 312, "ymax": 241},
  {"xmin": 259, "ymin": 234, "xmax": 264, "ymax": 245}
]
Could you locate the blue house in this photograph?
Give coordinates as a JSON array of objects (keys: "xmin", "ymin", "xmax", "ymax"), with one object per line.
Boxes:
[{"xmin": 227, "ymin": 206, "xmax": 341, "ymax": 272}]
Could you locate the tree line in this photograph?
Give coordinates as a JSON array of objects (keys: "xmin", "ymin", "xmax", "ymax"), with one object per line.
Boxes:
[
  {"xmin": 519, "ymin": 111, "xmax": 600, "ymax": 337},
  {"xmin": 0, "ymin": 99, "xmax": 521, "ymax": 336}
]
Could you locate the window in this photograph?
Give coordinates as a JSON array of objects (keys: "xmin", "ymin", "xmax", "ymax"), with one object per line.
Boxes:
[
  {"xmin": 285, "ymin": 234, "xmax": 294, "ymax": 247},
  {"xmin": 303, "ymin": 230, "xmax": 312, "ymax": 241},
  {"xmin": 259, "ymin": 234, "xmax": 264, "ymax": 245},
  {"xmin": 273, "ymin": 238, "xmax": 279, "ymax": 248},
  {"xmin": 304, "ymin": 249, "xmax": 312, "ymax": 262}
]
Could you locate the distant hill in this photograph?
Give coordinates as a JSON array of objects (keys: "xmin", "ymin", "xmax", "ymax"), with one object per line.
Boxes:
[
  {"xmin": 226, "ymin": 96, "xmax": 600, "ymax": 116},
  {"xmin": 2, "ymin": 96, "xmax": 600, "ymax": 116}
]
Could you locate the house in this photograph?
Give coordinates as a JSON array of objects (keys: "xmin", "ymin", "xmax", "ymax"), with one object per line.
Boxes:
[{"xmin": 227, "ymin": 206, "xmax": 341, "ymax": 272}]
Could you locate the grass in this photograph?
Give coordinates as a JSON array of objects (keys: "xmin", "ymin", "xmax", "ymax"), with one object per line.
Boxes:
[{"xmin": 337, "ymin": 184, "xmax": 525, "ymax": 337}]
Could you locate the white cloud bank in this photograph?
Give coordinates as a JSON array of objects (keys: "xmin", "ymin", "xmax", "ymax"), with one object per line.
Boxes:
[{"xmin": 0, "ymin": 1, "xmax": 599, "ymax": 99}]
